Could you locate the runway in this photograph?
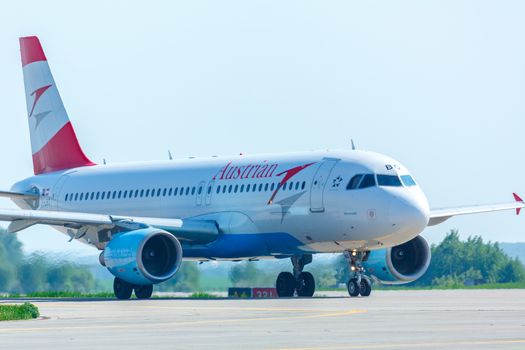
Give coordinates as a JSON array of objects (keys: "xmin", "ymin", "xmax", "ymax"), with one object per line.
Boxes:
[{"xmin": 1, "ymin": 290, "xmax": 524, "ymax": 349}]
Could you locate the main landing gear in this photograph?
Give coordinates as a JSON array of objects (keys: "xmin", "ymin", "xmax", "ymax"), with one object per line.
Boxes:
[
  {"xmin": 276, "ymin": 254, "xmax": 315, "ymax": 297},
  {"xmin": 113, "ymin": 278, "xmax": 154, "ymax": 300},
  {"xmin": 345, "ymin": 250, "xmax": 372, "ymax": 297}
]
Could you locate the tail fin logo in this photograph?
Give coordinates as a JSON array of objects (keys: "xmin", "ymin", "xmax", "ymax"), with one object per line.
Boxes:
[{"xmin": 29, "ymin": 84, "xmax": 52, "ymax": 117}]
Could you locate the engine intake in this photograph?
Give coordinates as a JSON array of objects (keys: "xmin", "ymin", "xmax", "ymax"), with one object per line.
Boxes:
[
  {"xmin": 102, "ymin": 228, "xmax": 182, "ymax": 285},
  {"xmin": 363, "ymin": 235, "xmax": 431, "ymax": 284}
]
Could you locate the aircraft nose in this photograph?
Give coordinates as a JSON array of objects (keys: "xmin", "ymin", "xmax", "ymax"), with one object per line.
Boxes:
[{"xmin": 389, "ymin": 195, "xmax": 429, "ymax": 237}]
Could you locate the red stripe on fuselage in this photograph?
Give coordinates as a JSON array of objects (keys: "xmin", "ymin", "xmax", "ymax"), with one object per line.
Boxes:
[
  {"xmin": 32, "ymin": 122, "xmax": 95, "ymax": 175},
  {"xmin": 20, "ymin": 36, "xmax": 47, "ymax": 67},
  {"xmin": 267, "ymin": 162, "xmax": 316, "ymax": 204}
]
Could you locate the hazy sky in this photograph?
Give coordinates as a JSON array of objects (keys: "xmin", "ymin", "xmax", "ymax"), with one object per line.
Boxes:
[{"xmin": 0, "ymin": 1, "xmax": 523, "ymax": 256}]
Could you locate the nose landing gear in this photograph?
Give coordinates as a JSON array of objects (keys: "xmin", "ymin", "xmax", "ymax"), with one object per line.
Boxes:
[
  {"xmin": 275, "ymin": 255, "xmax": 315, "ymax": 297},
  {"xmin": 345, "ymin": 250, "xmax": 372, "ymax": 297}
]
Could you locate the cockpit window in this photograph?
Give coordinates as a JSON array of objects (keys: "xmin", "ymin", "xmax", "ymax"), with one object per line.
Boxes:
[
  {"xmin": 347, "ymin": 173, "xmax": 376, "ymax": 190},
  {"xmin": 401, "ymin": 175, "xmax": 417, "ymax": 187},
  {"xmin": 346, "ymin": 175, "xmax": 363, "ymax": 190},
  {"xmin": 377, "ymin": 174, "xmax": 402, "ymax": 187},
  {"xmin": 359, "ymin": 174, "xmax": 376, "ymax": 189}
]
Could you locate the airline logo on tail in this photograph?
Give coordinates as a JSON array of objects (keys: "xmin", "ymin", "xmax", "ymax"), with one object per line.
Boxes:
[{"xmin": 29, "ymin": 84, "xmax": 52, "ymax": 117}]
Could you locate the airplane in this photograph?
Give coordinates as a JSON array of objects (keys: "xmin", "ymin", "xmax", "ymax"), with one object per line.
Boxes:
[{"xmin": 1, "ymin": 36, "xmax": 523, "ymax": 299}]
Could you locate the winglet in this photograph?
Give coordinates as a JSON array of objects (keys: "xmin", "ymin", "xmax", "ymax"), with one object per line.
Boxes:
[{"xmin": 513, "ymin": 193, "xmax": 523, "ymax": 215}]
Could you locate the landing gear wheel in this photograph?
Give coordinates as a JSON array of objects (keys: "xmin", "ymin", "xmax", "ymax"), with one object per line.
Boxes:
[
  {"xmin": 134, "ymin": 285, "xmax": 153, "ymax": 299},
  {"xmin": 276, "ymin": 272, "xmax": 295, "ymax": 297},
  {"xmin": 296, "ymin": 272, "xmax": 315, "ymax": 297},
  {"xmin": 347, "ymin": 278, "xmax": 360, "ymax": 297},
  {"xmin": 113, "ymin": 278, "xmax": 133, "ymax": 300},
  {"xmin": 359, "ymin": 277, "xmax": 372, "ymax": 297}
]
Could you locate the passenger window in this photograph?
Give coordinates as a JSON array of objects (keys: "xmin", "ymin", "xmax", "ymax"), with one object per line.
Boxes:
[
  {"xmin": 359, "ymin": 174, "xmax": 376, "ymax": 189},
  {"xmin": 240, "ymin": 184, "xmax": 244, "ymax": 192},
  {"xmin": 216, "ymin": 186, "xmax": 221, "ymax": 194},
  {"xmin": 96, "ymin": 192, "xmax": 100, "ymax": 200},
  {"xmin": 156, "ymin": 189, "xmax": 161, "ymax": 197},
  {"xmin": 123, "ymin": 191, "xmax": 127, "ymax": 199},
  {"xmin": 207, "ymin": 186, "xmax": 212, "ymax": 194},
  {"xmin": 198, "ymin": 186, "xmax": 203, "ymax": 195},
  {"xmin": 253, "ymin": 184, "xmax": 257, "ymax": 192},
  {"xmin": 258, "ymin": 184, "xmax": 263, "ymax": 192},
  {"xmin": 347, "ymin": 175, "xmax": 363, "ymax": 190},
  {"xmin": 222, "ymin": 186, "xmax": 227, "ymax": 194},
  {"xmin": 74, "ymin": 193, "xmax": 78, "ymax": 201},
  {"xmin": 302, "ymin": 181, "xmax": 306, "ymax": 190},
  {"xmin": 377, "ymin": 175, "xmax": 402, "ymax": 187},
  {"xmin": 185, "ymin": 187, "xmax": 190, "ymax": 195},
  {"xmin": 228, "ymin": 185, "xmax": 232, "ymax": 193},
  {"xmin": 173, "ymin": 188, "xmax": 177, "ymax": 196},
  {"xmin": 246, "ymin": 184, "xmax": 250, "ymax": 192},
  {"xmin": 101, "ymin": 192, "xmax": 106, "ymax": 200},
  {"xmin": 145, "ymin": 189, "xmax": 150, "ymax": 197},
  {"xmin": 234, "ymin": 185, "xmax": 238, "ymax": 193},
  {"xmin": 295, "ymin": 182, "xmax": 300, "ymax": 190},
  {"xmin": 118, "ymin": 191, "xmax": 122, "ymax": 199},
  {"xmin": 264, "ymin": 183, "xmax": 268, "ymax": 191},
  {"xmin": 168, "ymin": 188, "xmax": 172, "ymax": 196},
  {"xmin": 401, "ymin": 175, "xmax": 417, "ymax": 187},
  {"xmin": 65, "ymin": 194, "xmax": 69, "ymax": 201},
  {"xmin": 163, "ymin": 188, "xmax": 167, "ymax": 196}
]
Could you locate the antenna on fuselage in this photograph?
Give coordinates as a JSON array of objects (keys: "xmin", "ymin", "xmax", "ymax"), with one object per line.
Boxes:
[
  {"xmin": 168, "ymin": 150, "xmax": 173, "ymax": 160},
  {"xmin": 351, "ymin": 139, "xmax": 357, "ymax": 150}
]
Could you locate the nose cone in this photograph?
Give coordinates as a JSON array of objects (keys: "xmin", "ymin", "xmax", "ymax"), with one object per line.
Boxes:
[{"xmin": 389, "ymin": 193, "xmax": 429, "ymax": 238}]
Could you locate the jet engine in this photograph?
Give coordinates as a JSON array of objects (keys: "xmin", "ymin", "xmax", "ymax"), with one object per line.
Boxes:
[
  {"xmin": 101, "ymin": 228, "xmax": 182, "ymax": 285},
  {"xmin": 363, "ymin": 235, "xmax": 431, "ymax": 284}
]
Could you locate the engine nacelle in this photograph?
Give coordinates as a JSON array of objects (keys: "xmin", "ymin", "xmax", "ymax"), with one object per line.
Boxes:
[
  {"xmin": 363, "ymin": 235, "xmax": 431, "ymax": 285},
  {"xmin": 102, "ymin": 228, "xmax": 182, "ymax": 285}
]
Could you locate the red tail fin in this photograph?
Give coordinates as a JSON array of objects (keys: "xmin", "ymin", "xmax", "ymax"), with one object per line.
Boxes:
[{"xmin": 20, "ymin": 36, "xmax": 95, "ymax": 175}]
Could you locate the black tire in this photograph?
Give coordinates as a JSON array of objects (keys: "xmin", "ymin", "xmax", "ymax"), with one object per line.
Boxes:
[
  {"xmin": 347, "ymin": 278, "xmax": 360, "ymax": 297},
  {"xmin": 113, "ymin": 278, "xmax": 133, "ymax": 300},
  {"xmin": 134, "ymin": 284, "xmax": 154, "ymax": 299},
  {"xmin": 276, "ymin": 272, "xmax": 295, "ymax": 297},
  {"xmin": 359, "ymin": 277, "xmax": 372, "ymax": 297},
  {"xmin": 296, "ymin": 272, "xmax": 315, "ymax": 297}
]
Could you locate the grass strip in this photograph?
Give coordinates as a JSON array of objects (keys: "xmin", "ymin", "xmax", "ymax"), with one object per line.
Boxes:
[
  {"xmin": 0, "ymin": 302, "xmax": 39, "ymax": 321},
  {"xmin": 189, "ymin": 292, "xmax": 218, "ymax": 298}
]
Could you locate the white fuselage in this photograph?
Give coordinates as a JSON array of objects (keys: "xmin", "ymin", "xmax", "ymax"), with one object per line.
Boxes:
[{"xmin": 11, "ymin": 150, "xmax": 430, "ymax": 260}]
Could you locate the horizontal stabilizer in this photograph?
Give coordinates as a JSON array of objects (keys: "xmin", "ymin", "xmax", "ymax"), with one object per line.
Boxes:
[{"xmin": 0, "ymin": 190, "xmax": 39, "ymax": 200}]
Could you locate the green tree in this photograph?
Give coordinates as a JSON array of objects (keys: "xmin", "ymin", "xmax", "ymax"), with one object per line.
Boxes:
[
  {"xmin": 157, "ymin": 262, "xmax": 201, "ymax": 292},
  {"xmin": 417, "ymin": 230, "xmax": 525, "ymax": 286},
  {"xmin": 0, "ymin": 228, "xmax": 101, "ymax": 294},
  {"xmin": 229, "ymin": 261, "xmax": 273, "ymax": 287}
]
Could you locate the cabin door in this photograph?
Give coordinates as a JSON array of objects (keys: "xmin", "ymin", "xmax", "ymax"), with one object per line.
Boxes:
[
  {"xmin": 196, "ymin": 181, "xmax": 206, "ymax": 206},
  {"xmin": 309, "ymin": 159, "xmax": 338, "ymax": 212}
]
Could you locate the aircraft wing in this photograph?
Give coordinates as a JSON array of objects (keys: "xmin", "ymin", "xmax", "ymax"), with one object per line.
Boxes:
[
  {"xmin": 0, "ymin": 208, "xmax": 219, "ymax": 244},
  {"xmin": 428, "ymin": 193, "xmax": 525, "ymax": 226}
]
